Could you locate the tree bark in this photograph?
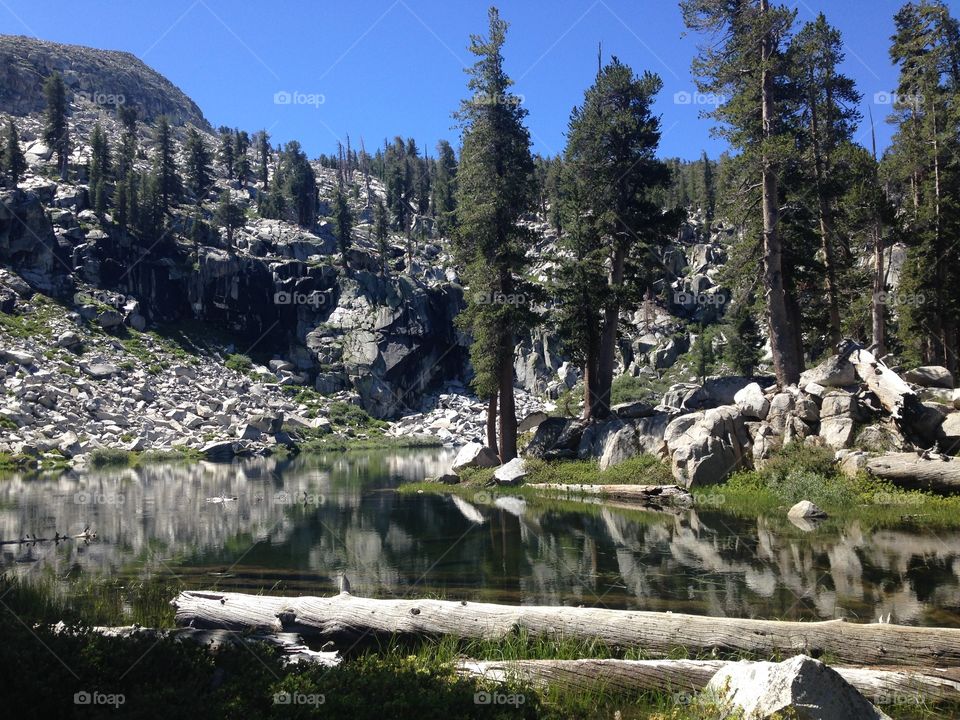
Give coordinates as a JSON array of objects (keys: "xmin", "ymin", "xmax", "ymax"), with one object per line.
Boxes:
[
  {"xmin": 760, "ymin": 0, "xmax": 801, "ymax": 385},
  {"xmin": 872, "ymin": 216, "xmax": 886, "ymax": 357},
  {"xmin": 497, "ymin": 268, "xmax": 518, "ymax": 461},
  {"xmin": 486, "ymin": 388, "xmax": 498, "ymax": 451},
  {"xmin": 172, "ymin": 590, "xmax": 960, "ymax": 667},
  {"xmin": 457, "ymin": 658, "xmax": 960, "ymax": 704},
  {"xmin": 808, "ymin": 79, "xmax": 842, "ymax": 350},
  {"xmin": 594, "ymin": 243, "xmax": 626, "ymax": 418}
]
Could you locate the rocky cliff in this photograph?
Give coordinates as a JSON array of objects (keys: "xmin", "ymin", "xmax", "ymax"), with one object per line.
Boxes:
[{"xmin": 0, "ymin": 34, "xmax": 209, "ymax": 128}]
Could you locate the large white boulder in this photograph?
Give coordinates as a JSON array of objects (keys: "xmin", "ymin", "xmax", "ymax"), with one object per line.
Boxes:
[
  {"xmin": 903, "ymin": 365, "xmax": 954, "ymax": 389},
  {"xmin": 493, "ymin": 457, "xmax": 527, "ymax": 485},
  {"xmin": 451, "ymin": 442, "xmax": 500, "ymax": 473},
  {"xmin": 707, "ymin": 655, "xmax": 891, "ymax": 720},
  {"xmin": 734, "ymin": 382, "xmax": 769, "ymax": 419},
  {"xmin": 800, "ymin": 355, "xmax": 857, "ymax": 388},
  {"xmin": 664, "ymin": 405, "xmax": 750, "ymax": 487}
]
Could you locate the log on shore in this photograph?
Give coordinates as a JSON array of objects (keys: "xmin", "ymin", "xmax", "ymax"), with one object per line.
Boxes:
[
  {"xmin": 524, "ymin": 483, "xmax": 692, "ymax": 506},
  {"xmin": 54, "ymin": 623, "xmax": 338, "ymax": 666},
  {"xmin": 864, "ymin": 453, "xmax": 960, "ymax": 492},
  {"xmin": 172, "ymin": 590, "xmax": 960, "ymax": 667},
  {"xmin": 457, "ymin": 658, "xmax": 960, "ymax": 704}
]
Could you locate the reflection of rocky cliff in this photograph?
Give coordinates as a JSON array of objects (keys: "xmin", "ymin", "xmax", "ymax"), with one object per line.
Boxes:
[{"xmin": 3, "ymin": 454, "xmax": 960, "ymax": 625}]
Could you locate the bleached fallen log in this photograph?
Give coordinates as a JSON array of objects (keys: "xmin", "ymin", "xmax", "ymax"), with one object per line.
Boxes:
[
  {"xmin": 53, "ymin": 622, "xmax": 338, "ymax": 666},
  {"xmin": 864, "ymin": 453, "xmax": 960, "ymax": 492},
  {"xmin": 172, "ymin": 590, "xmax": 960, "ymax": 667},
  {"xmin": 843, "ymin": 341, "xmax": 942, "ymax": 446},
  {"xmin": 524, "ymin": 483, "xmax": 692, "ymax": 506},
  {"xmin": 457, "ymin": 658, "xmax": 960, "ymax": 704}
]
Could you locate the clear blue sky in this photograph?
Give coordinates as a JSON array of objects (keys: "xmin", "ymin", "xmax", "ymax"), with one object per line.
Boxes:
[{"xmin": 3, "ymin": 0, "xmax": 915, "ymax": 160}]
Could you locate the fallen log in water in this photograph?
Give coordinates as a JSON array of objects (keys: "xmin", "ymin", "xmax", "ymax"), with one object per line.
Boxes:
[
  {"xmin": 524, "ymin": 483, "xmax": 692, "ymax": 506},
  {"xmin": 171, "ymin": 590, "xmax": 960, "ymax": 668},
  {"xmin": 54, "ymin": 623, "xmax": 338, "ymax": 666},
  {"xmin": 864, "ymin": 453, "xmax": 960, "ymax": 492},
  {"xmin": 457, "ymin": 658, "xmax": 960, "ymax": 704}
]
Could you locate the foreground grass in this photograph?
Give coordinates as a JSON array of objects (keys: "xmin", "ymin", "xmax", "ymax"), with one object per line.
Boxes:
[{"xmin": 1, "ymin": 576, "xmax": 952, "ymax": 719}]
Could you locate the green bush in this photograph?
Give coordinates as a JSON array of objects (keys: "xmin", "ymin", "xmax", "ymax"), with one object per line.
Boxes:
[{"xmin": 225, "ymin": 353, "xmax": 253, "ymax": 372}]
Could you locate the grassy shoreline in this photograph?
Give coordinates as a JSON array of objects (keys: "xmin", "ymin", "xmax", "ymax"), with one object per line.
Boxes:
[{"xmin": 407, "ymin": 444, "xmax": 960, "ymax": 528}]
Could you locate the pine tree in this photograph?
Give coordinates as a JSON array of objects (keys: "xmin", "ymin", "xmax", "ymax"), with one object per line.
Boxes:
[
  {"xmin": 184, "ymin": 128, "xmax": 213, "ymax": 204},
  {"xmin": 43, "ymin": 71, "xmax": 70, "ymax": 179},
  {"xmin": 214, "ymin": 190, "xmax": 245, "ymax": 251},
  {"xmin": 235, "ymin": 130, "xmax": 251, "ymax": 185},
  {"xmin": 262, "ymin": 141, "xmax": 317, "ymax": 227},
  {"xmin": 559, "ymin": 57, "xmax": 677, "ymax": 419},
  {"xmin": 375, "ymin": 198, "xmax": 390, "ymax": 276},
  {"xmin": 701, "ymin": 150, "xmax": 715, "ymax": 225},
  {"xmin": 431, "ymin": 140, "xmax": 458, "ymax": 235},
  {"xmin": 154, "ymin": 116, "xmax": 181, "ymax": 214},
  {"xmin": 219, "ymin": 127, "xmax": 235, "ymax": 179},
  {"xmin": 453, "ymin": 7, "xmax": 536, "ymax": 461},
  {"xmin": 788, "ymin": 13, "xmax": 862, "ymax": 350},
  {"xmin": 333, "ymin": 186, "xmax": 353, "ymax": 267},
  {"xmin": 255, "ymin": 130, "xmax": 270, "ymax": 187},
  {"xmin": 884, "ymin": 0, "xmax": 960, "ymax": 371},
  {"xmin": 683, "ymin": 0, "xmax": 802, "ymax": 384},
  {"xmin": 88, "ymin": 123, "xmax": 111, "ymax": 216},
  {"xmin": 2, "ymin": 119, "xmax": 26, "ymax": 188},
  {"xmin": 116, "ymin": 106, "xmax": 138, "ymax": 180}
]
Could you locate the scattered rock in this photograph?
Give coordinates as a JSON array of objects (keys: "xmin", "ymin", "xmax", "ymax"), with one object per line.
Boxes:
[
  {"xmin": 706, "ymin": 654, "xmax": 891, "ymax": 720},
  {"xmin": 800, "ymin": 355, "xmax": 856, "ymax": 388},
  {"xmin": 903, "ymin": 365, "xmax": 954, "ymax": 389},
  {"xmin": 734, "ymin": 382, "xmax": 769, "ymax": 420},
  {"xmin": 451, "ymin": 442, "xmax": 500, "ymax": 473},
  {"xmin": 493, "ymin": 457, "xmax": 527, "ymax": 485}
]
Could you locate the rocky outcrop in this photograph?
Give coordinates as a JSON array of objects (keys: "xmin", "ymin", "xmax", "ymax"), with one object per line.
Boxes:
[
  {"xmin": 664, "ymin": 405, "xmax": 751, "ymax": 487},
  {"xmin": 0, "ymin": 34, "xmax": 208, "ymax": 127}
]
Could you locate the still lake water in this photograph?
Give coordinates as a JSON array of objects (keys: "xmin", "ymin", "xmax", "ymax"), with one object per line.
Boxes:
[{"xmin": 2, "ymin": 449, "xmax": 960, "ymax": 626}]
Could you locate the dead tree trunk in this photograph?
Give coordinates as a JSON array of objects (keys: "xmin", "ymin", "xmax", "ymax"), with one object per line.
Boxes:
[
  {"xmin": 457, "ymin": 658, "xmax": 960, "ymax": 704},
  {"xmin": 841, "ymin": 341, "xmax": 942, "ymax": 446},
  {"xmin": 525, "ymin": 483, "xmax": 692, "ymax": 507},
  {"xmin": 172, "ymin": 591, "xmax": 960, "ymax": 667},
  {"xmin": 865, "ymin": 453, "xmax": 960, "ymax": 492}
]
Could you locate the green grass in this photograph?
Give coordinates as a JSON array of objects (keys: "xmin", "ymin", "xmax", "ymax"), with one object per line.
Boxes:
[
  {"xmin": 0, "ymin": 572, "xmax": 952, "ymax": 719},
  {"xmin": 88, "ymin": 446, "xmax": 204, "ymax": 469},
  {"xmin": 524, "ymin": 455, "xmax": 674, "ymax": 486}
]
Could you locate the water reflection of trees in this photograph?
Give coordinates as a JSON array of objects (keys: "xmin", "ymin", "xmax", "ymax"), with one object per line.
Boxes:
[{"xmin": 2, "ymin": 453, "xmax": 959, "ymax": 624}]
